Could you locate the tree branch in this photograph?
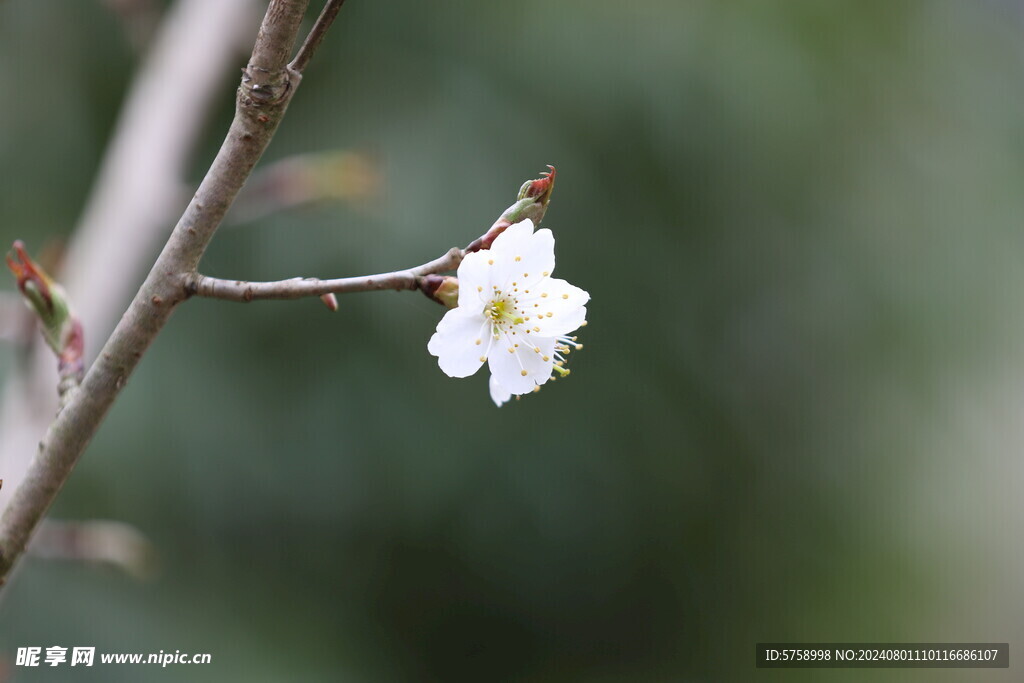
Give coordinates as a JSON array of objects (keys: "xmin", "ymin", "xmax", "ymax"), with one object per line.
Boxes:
[
  {"xmin": 189, "ymin": 247, "xmax": 463, "ymax": 302},
  {"xmin": 290, "ymin": 0, "xmax": 348, "ymax": 74},
  {"xmin": 66, "ymin": 0, "xmax": 258, "ymax": 361},
  {"xmin": 0, "ymin": 0, "xmax": 257, "ymax": 525},
  {"xmin": 0, "ymin": 0, "xmax": 342, "ymax": 587}
]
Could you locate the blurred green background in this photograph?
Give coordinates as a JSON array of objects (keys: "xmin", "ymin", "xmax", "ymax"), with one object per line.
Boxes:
[{"xmin": 2, "ymin": 0, "xmax": 1024, "ymax": 680}]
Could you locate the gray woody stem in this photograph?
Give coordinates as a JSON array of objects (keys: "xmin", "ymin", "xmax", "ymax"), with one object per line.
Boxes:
[
  {"xmin": 189, "ymin": 248, "xmax": 463, "ymax": 302},
  {"xmin": 0, "ymin": 0, "xmax": 255, "ymax": 522},
  {"xmin": 0, "ymin": 0, "xmax": 342, "ymax": 586}
]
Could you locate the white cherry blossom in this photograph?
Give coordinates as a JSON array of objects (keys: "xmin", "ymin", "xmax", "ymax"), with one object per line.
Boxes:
[
  {"xmin": 427, "ymin": 219, "xmax": 588, "ymax": 405},
  {"xmin": 488, "ymin": 375, "xmax": 513, "ymax": 408}
]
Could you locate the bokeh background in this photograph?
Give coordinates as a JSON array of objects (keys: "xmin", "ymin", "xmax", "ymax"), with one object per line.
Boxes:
[{"xmin": 2, "ymin": 0, "xmax": 1024, "ymax": 680}]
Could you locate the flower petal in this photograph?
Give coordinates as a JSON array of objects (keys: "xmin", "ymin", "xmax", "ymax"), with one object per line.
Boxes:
[
  {"xmin": 491, "ymin": 223, "xmax": 556, "ymax": 288},
  {"xmin": 489, "ymin": 375, "xmax": 513, "ymax": 407},
  {"xmin": 455, "ymin": 249, "xmax": 493, "ymax": 309},
  {"xmin": 486, "ymin": 333, "xmax": 555, "ymax": 394},
  {"xmin": 489, "ymin": 218, "xmax": 535, "ymax": 255},
  {"xmin": 517, "ymin": 229, "xmax": 556, "ymax": 286},
  {"xmin": 517, "ymin": 278, "xmax": 590, "ymax": 337},
  {"xmin": 427, "ymin": 307, "xmax": 489, "ymax": 378}
]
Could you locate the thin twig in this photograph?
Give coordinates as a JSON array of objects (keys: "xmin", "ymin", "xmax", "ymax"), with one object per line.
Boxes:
[
  {"xmin": 290, "ymin": 0, "xmax": 348, "ymax": 73},
  {"xmin": 190, "ymin": 248, "xmax": 463, "ymax": 302},
  {"xmin": 0, "ymin": 0, "xmax": 327, "ymax": 587}
]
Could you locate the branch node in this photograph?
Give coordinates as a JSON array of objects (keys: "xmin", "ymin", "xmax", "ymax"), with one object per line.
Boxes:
[
  {"xmin": 182, "ymin": 275, "xmax": 198, "ymax": 299},
  {"xmin": 240, "ymin": 64, "xmax": 293, "ymax": 106}
]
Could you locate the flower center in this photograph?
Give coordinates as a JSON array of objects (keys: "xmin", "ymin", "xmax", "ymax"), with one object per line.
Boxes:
[{"xmin": 484, "ymin": 294, "xmax": 524, "ymax": 334}]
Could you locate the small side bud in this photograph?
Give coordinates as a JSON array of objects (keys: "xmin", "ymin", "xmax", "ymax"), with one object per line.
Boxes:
[
  {"xmin": 7, "ymin": 240, "xmax": 55, "ymax": 313},
  {"xmin": 7, "ymin": 241, "xmax": 72, "ymax": 353},
  {"xmin": 7, "ymin": 241, "xmax": 84, "ymax": 392},
  {"xmin": 419, "ymin": 275, "xmax": 460, "ymax": 308},
  {"xmin": 320, "ymin": 293, "xmax": 339, "ymax": 312},
  {"xmin": 467, "ymin": 166, "xmax": 556, "ymax": 252}
]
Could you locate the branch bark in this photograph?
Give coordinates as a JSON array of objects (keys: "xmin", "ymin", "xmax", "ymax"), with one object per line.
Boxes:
[
  {"xmin": 0, "ymin": 0, "xmax": 346, "ymax": 586},
  {"xmin": 66, "ymin": 0, "xmax": 258, "ymax": 363},
  {"xmin": 189, "ymin": 248, "xmax": 462, "ymax": 302},
  {"xmin": 0, "ymin": 0, "xmax": 256, "ymax": 520}
]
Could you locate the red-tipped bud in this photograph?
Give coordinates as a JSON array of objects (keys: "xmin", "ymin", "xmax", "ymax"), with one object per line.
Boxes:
[
  {"xmin": 522, "ymin": 164, "xmax": 556, "ymax": 204},
  {"xmin": 6, "ymin": 241, "xmax": 83, "ymax": 387},
  {"xmin": 6, "ymin": 240, "xmax": 54, "ymax": 312},
  {"xmin": 466, "ymin": 166, "xmax": 557, "ymax": 252}
]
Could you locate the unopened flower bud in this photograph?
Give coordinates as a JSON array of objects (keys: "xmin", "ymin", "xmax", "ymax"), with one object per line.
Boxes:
[
  {"xmin": 466, "ymin": 166, "xmax": 556, "ymax": 252},
  {"xmin": 419, "ymin": 274, "xmax": 460, "ymax": 308},
  {"xmin": 6, "ymin": 241, "xmax": 84, "ymax": 384},
  {"xmin": 320, "ymin": 292, "xmax": 339, "ymax": 312}
]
